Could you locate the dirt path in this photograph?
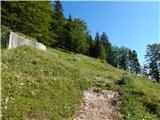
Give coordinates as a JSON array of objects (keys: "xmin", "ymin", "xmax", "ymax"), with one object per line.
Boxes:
[{"xmin": 73, "ymin": 87, "xmax": 122, "ymax": 120}]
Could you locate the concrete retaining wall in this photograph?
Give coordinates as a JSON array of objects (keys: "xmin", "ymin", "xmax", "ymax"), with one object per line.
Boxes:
[{"xmin": 8, "ymin": 32, "xmax": 46, "ymax": 51}]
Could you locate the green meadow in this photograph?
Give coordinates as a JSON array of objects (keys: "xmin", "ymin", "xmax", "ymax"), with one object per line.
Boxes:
[{"xmin": 1, "ymin": 46, "xmax": 160, "ymax": 120}]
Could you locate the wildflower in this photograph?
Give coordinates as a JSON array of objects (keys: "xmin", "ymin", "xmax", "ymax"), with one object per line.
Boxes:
[
  {"xmin": 5, "ymin": 97, "xmax": 9, "ymax": 104},
  {"xmin": 20, "ymin": 83, "xmax": 24, "ymax": 86},
  {"xmin": 5, "ymin": 106, "xmax": 7, "ymax": 109}
]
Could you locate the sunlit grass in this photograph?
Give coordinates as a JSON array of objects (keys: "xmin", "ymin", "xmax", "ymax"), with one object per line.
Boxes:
[{"xmin": 1, "ymin": 46, "xmax": 160, "ymax": 120}]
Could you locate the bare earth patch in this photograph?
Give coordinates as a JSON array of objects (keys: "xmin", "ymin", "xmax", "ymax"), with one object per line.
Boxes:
[{"xmin": 73, "ymin": 88, "xmax": 122, "ymax": 120}]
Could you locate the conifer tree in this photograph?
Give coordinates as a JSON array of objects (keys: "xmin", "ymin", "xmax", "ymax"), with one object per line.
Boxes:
[
  {"xmin": 51, "ymin": 0, "xmax": 65, "ymax": 48},
  {"xmin": 128, "ymin": 50, "xmax": 140, "ymax": 74},
  {"xmin": 100, "ymin": 32, "xmax": 112, "ymax": 60},
  {"xmin": 87, "ymin": 35, "xmax": 94, "ymax": 56},
  {"xmin": 109, "ymin": 46, "xmax": 140, "ymax": 73},
  {"xmin": 1, "ymin": 1, "xmax": 53, "ymax": 46},
  {"xmin": 94, "ymin": 32, "xmax": 100, "ymax": 58},
  {"xmin": 132, "ymin": 50, "xmax": 140, "ymax": 74},
  {"xmin": 94, "ymin": 32, "xmax": 106, "ymax": 59},
  {"xmin": 60, "ymin": 16, "xmax": 89, "ymax": 54},
  {"xmin": 145, "ymin": 43, "xmax": 160, "ymax": 83},
  {"xmin": 68, "ymin": 18, "xmax": 89, "ymax": 54},
  {"xmin": 99, "ymin": 43, "xmax": 106, "ymax": 59}
]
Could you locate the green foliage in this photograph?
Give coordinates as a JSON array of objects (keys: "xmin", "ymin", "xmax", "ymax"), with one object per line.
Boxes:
[
  {"xmin": 68, "ymin": 18, "xmax": 89, "ymax": 54},
  {"xmin": 105, "ymin": 81, "xmax": 116, "ymax": 90},
  {"xmin": 109, "ymin": 46, "xmax": 129, "ymax": 69},
  {"xmin": 51, "ymin": 0, "xmax": 65, "ymax": 47},
  {"xmin": 93, "ymin": 32, "xmax": 100, "ymax": 58},
  {"xmin": 109, "ymin": 46, "xmax": 140, "ymax": 73},
  {"xmin": 144, "ymin": 43, "xmax": 160, "ymax": 83},
  {"xmin": 1, "ymin": 25, "xmax": 11, "ymax": 48},
  {"xmin": 87, "ymin": 35, "xmax": 94, "ymax": 56},
  {"xmin": 98, "ymin": 43, "xmax": 106, "ymax": 59},
  {"xmin": 52, "ymin": 1, "xmax": 64, "ymax": 21},
  {"xmin": 55, "ymin": 16, "xmax": 89, "ymax": 54},
  {"xmin": 100, "ymin": 32, "xmax": 112, "ymax": 60},
  {"xmin": 93, "ymin": 32, "xmax": 106, "ymax": 59},
  {"xmin": 128, "ymin": 50, "xmax": 140, "ymax": 74},
  {"xmin": 118, "ymin": 74, "xmax": 133, "ymax": 86},
  {"xmin": 1, "ymin": 1, "xmax": 54, "ymax": 46}
]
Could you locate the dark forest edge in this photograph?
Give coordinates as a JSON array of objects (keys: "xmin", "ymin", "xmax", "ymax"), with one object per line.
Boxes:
[{"xmin": 1, "ymin": 1, "xmax": 160, "ymax": 83}]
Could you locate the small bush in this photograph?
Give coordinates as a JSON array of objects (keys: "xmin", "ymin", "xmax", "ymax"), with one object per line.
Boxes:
[
  {"xmin": 131, "ymin": 90, "xmax": 145, "ymax": 96},
  {"xmin": 144, "ymin": 102, "xmax": 158, "ymax": 114},
  {"xmin": 94, "ymin": 80, "xmax": 104, "ymax": 87},
  {"xmin": 141, "ymin": 97, "xmax": 160, "ymax": 117},
  {"xmin": 1, "ymin": 25, "xmax": 11, "ymax": 48},
  {"xmin": 105, "ymin": 82, "xmax": 116, "ymax": 90},
  {"xmin": 116, "ymin": 75, "xmax": 133, "ymax": 86}
]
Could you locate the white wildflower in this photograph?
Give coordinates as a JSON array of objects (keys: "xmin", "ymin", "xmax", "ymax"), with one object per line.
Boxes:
[
  {"xmin": 5, "ymin": 106, "xmax": 7, "ymax": 109},
  {"xmin": 5, "ymin": 97, "xmax": 9, "ymax": 104},
  {"xmin": 20, "ymin": 83, "xmax": 24, "ymax": 86}
]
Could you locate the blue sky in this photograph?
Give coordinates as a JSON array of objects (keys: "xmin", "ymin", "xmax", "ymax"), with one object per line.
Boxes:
[{"xmin": 62, "ymin": 1, "xmax": 160, "ymax": 65}]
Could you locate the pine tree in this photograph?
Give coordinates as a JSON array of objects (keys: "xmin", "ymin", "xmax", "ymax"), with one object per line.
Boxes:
[
  {"xmin": 61, "ymin": 16, "xmax": 89, "ymax": 54},
  {"xmin": 108, "ymin": 46, "xmax": 120, "ymax": 68},
  {"xmin": 100, "ymin": 32, "xmax": 112, "ymax": 60},
  {"xmin": 141, "ymin": 65, "xmax": 148, "ymax": 76},
  {"xmin": 120, "ymin": 52, "xmax": 127, "ymax": 70},
  {"xmin": 94, "ymin": 32, "xmax": 100, "ymax": 58},
  {"xmin": 145, "ymin": 44, "xmax": 160, "ymax": 83},
  {"xmin": 94, "ymin": 32, "xmax": 106, "ymax": 59},
  {"xmin": 132, "ymin": 50, "xmax": 140, "ymax": 74},
  {"xmin": 128, "ymin": 50, "xmax": 140, "ymax": 73},
  {"xmin": 128, "ymin": 50, "xmax": 134, "ymax": 72},
  {"xmin": 98, "ymin": 43, "xmax": 106, "ymax": 59},
  {"xmin": 51, "ymin": 0, "xmax": 65, "ymax": 48},
  {"xmin": 87, "ymin": 35, "xmax": 94, "ymax": 56},
  {"xmin": 1, "ymin": 1, "xmax": 53, "ymax": 46},
  {"xmin": 69, "ymin": 18, "xmax": 89, "ymax": 54},
  {"xmin": 109, "ymin": 46, "xmax": 141, "ymax": 72},
  {"xmin": 117, "ymin": 47, "xmax": 129, "ymax": 70}
]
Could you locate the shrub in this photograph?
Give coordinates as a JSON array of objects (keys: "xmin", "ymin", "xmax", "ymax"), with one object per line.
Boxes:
[
  {"xmin": 1, "ymin": 25, "xmax": 11, "ymax": 48},
  {"xmin": 116, "ymin": 75, "xmax": 133, "ymax": 86},
  {"xmin": 105, "ymin": 81, "xmax": 116, "ymax": 90},
  {"xmin": 141, "ymin": 96, "xmax": 160, "ymax": 117}
]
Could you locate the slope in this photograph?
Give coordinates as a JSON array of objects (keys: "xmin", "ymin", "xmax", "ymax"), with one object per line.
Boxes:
[{"xmin": 1, "ymin": 46, "xmax": 160, "ymax": 120}]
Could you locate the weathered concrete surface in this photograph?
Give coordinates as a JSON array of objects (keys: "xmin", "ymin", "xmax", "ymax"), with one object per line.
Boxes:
[{"xmin": 8, "ymin": 32, "xmax": 46, "ymax": 51}]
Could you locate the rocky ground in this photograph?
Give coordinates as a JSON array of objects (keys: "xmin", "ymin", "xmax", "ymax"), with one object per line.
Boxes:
[{"xmin": 73, "ymin": 87, "xmax": 122, "ymax": 120}]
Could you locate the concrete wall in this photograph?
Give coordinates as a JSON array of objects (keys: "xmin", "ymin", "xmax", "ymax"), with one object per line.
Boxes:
[{"xmin": 8, "ymin": 32, "xmax": 46, "ymax": 51}]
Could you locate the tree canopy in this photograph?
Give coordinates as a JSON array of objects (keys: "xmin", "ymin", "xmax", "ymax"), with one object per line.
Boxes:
[
  {"xmin": 144, "ymin": 43, "xmax": 160, "ymax": 83},
  {"xmin": 1, "ymin": 1, "xmax": 54, "ymax": 46},
  {"xmin": 109, "ymin": 46, "xmax": 140, "ymax": 73}
]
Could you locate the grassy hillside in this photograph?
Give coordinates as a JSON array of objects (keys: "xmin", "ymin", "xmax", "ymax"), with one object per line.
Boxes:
[{"xmin": 1, "ymin": 46, "xmax": 160, "ymax": 120}]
